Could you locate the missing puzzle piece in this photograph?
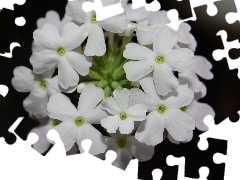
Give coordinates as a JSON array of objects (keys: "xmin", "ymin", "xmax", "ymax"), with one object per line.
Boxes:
[
  {"xmin": 167, "ymin": 155, "xmax": 209, "ymax": 180},
  {"xmin": 212, "ymin": 30, "xmax": 240, "ymax": 78},
  {"xmin": 198, "ymin": 112, "xmax": 240, "ymax": 180}
]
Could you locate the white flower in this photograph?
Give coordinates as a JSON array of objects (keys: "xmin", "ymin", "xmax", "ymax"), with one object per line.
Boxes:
[
  {"xmin": 30, "ymin": 22, "xmax": 91, "ymax": 89},
  {"xmin": 66, "ymin": 0, "xmax": 127, "ymax": 56},
  {"xmin": 11, "ymin": 66, "xmax": 75, "ymax": 118},
  {"xmin": 101, "ymin": 88, "xmax": 147, "ymax": 134},
  {"xmin": 32, "ymin": 10, "xmax": 73, "ymax": 52},
  {"xmin": 179, "ymin": 55, "xmax": 213, "ymax": 98},
  {"xmin": 130, "ymin": 76, "xmax": 195, "ymax": 146},
  {"xmin": 47, "ymin": 84, "xmax": 108, "ymax": 155},
  {"xmin": 167, "ymin": 131, "xmax": 193, "ymax": 145},
  {"xmin": 102, "ymin": 131, "xmax": 154, "ymax": 170},
  {"xmin": 136, "ymin": 11, "xmax": 195, "ymax": 50},
  {"xmin": 123, "ymin": 27, "xmax": 193, "ymax": 95},
  {"xmin": 182, "ymin": 100, "xmax": 215, "ymax": 131},
  {"xmin": 30, "ymin": 117, "xmax": 79, "ymax": 155}
]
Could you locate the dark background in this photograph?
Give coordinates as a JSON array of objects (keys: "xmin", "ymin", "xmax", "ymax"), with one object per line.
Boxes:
[{"xmin": 0, "ymin": 0, "xmax": 240, "ymax": 179}]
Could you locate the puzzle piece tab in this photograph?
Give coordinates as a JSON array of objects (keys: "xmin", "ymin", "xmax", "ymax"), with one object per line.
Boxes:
[
  {"xmin": 212, "ymin": 30, "xmax": 240, "ymax": 78},
  {"xmin": 167, "ymin": 155, "xmax": 209, "ymax": 180},
  {"xmin": 198, "ymin": 113, "xmax": 240, "ymax": 180}
]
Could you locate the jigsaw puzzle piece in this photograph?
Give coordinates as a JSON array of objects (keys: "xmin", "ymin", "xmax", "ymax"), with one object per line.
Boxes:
[
  {"xmin": 167, "ymin": 155, "xmax": 209, "ymax": 180},
  {"xmin": 139, "ymin": 129, "xmax": 227, "ymax": 180},
  {"xmin": 226, "ymin": 0, "xmax": 240, "ymax": 24},
  {"xmin": 152, "ymin": 169, "xmax": 163, "ymax": 180},
  {"xmin": 198, "ymin": 111, "xmax": 240, "ymax": 180},
  {"xmin": 82, "ymin": 0, "xmax": 125, "ymax": 21},
  {"xmin": 212, "ymin": 30, "xmax": 240, "ymax": 78},
  {"xmin": 131, "ymin": 0, "xmax": 160, "ymax": 11}
]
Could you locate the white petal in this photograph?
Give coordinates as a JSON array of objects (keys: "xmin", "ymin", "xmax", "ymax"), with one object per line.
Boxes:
[
  {"xmin": 33, "ymin": 23, "xmax": 61, "ymax": 50},
  {"xmin": 123, "ymin": 43, "xmax": 155, "ymax": 61},
  {"xmin": 102, "ymin": 96, "xmax": 121, "ymax": 115},
  {"xmin": 54, "ymin": 121, "xmax": 78, "ymax": 151},
  {"xmin": 30, "ymin": 50, "xmax": 59, "ymax": 74},
  {"xmin": 136, "ymin": 24, "xmax": 154, "ymax": 45},
  {"xmin": 193, "ymin": 56, "xmax": 213, "ymax": 80},
  {"xmin": 178, "ymin": 71, "xmax": 204, "ymax": 93},
  {"xmin": 84, "ymin": 25, "xmax": 105, "ymax": 56},
  {"xmin": 125, "ymin": 6, "xmax": 151, "ymax": 23},
  {"xmin": 118, "ymin": 22, "xmax": 136, "ymax": 36},
  {"xmin": 164, "ymin": 85, "xmax": 194, "ymax": 109},
  {"xmin": 101, "ymin": 116, "xmax": 121, "ymax": 133},
  {"xmin": 153, "ymin": 27, "xmax": 178, "ymax": 55},
  {"xmin": 165, "ymin": 109, "xmax": 195, "ymax": 141},
  {"xmin": 113, "ymin": 88, "xmax": 130, "ymax": 111},
  {"xmin": 42, "ymin": 67, "xmax": 56, "ymax": 79},
  {"xmin": 11, "ymin": 66, "xmax": 37, "ymax": 92},
  {"xmin": 66, "ymin": 0, "xmax": 89, "ymax": 24},
  {"xmin": 129, "ymin": 88, "xmax": 157, "ymax": 111},
  {"xmin": 23, "ymin": 90, "xmax": 49, "ymax": 119},
  {"xmin": 123, "ymin": 60, "xmax": 154, "ymax": 81},
  {"xmin": 119, "ymin": 119, "xmax": 134, "ymax": 134},
  {"xmin": 166, "ymin": 48, "xmax": 193, "ymax": 72},
  {"xmin": 129, "ymin": 136, "xmax": 154, "ymax": 161},
  {"xmin": 37, "ymin": 10, "xmax": 61, "ymax": 29},
  {"xmin": 47, "ymin": 93, "xmax": 79, "ymax": 121},
  {"xmin": 177, "ymin": 22, "xmax": 194, "ymax": 44},
  {"xmin": 78, "ymin": 84, "xmax": 104, "ymax": 115},
  {"xmin": 30, "ymin": 123, "xmax": 52, "ymax": 154},
  {"xmin": 135, "ymin": 111, "xmax": 164, "ymax": 146},
  {"xmin": 139, "ymin": 76, "xmax": 161, "ymax": 103},
  {"xmin": 46, "ymin": 76, "xmax": 76, "ymax": 96},
  {"xmin": 77, "ymin": 124, "xmax": 107, "ymax": 155},
  {"xmin": 126, "ymin": 104, "xmax": 147, "ymax": 121},
  {"xmin": 58, "ymin": 57, "xmax": 79, "ymax": 89},
  {"xmin": 66, "ymin": 51, "xmax": 92, "ymax": 76},
  {"xmin": 113, "ymin": 149, "xmax": 132, "ymax": 170},
  {"xmin": 186, "ymin": 100, "xmax": 215, "ymax": 131},
  {"xmin": 61, "ymin": 22, "xmax": 88, "ymax": 50},
  {"xmin": 148, "ymin": 11, "xmax": 170, "ymax": 26},
  {"xmin": 153, "ymin": 64, "xmax": 179, "ymax": 96},
  {"xmin": 99, "ymin": 13, "xmax": 127, "ymax": 33},
  {"xmin": 84, "ymin": 105, "xmax": 108, "ymax": 124}
]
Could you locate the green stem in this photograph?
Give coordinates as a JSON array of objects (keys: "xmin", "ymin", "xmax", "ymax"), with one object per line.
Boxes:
[
  {"xmin": 120, "ymin": 34, "xmax": 134, "ymax": 55},
  {"xmin": 108, "ymin": 32, "xmax": 115, "ymax": 47}
]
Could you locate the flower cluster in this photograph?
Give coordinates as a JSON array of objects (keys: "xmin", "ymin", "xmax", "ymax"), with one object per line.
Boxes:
[{"xmin": 11, "ymin": 0, "xmax": 215, "ymax": 169}]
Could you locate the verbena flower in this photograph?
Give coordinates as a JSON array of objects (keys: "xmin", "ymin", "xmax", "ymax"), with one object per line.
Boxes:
[
  {"xmin": 66, "ymin": 0, "xmax": 127, "ymax": 56},
  {"xmin": 130, "ymin": 76, "xmax": 195, "ymax": 146},
  {"xmin": 101, "ymin": 88, "xmax": 147, "ymax": 134},
  {"xmin": 123, "ymin": 27, "xmax": 193, "ymax": 95},
  {"xmin": 11, "ymin": 66, "xmax": 75, "ymax": 118},
  {"xmin": 30, "ymin": 22, "xmax": 91, "ymax": 89},
  {"xmin": 103, "ymin": 131, "xmax": 154, "ymax": 170},
  {"xmin": 47, "ymin": 84, "xmax": 108, "ymax": 155}
]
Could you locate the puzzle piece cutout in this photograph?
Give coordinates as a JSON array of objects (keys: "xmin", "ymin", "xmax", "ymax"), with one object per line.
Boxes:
[
  {"xmin": 198, "ymin": 113, "xmax": 240, "ymax": 180},
  {"xmin": 167, "ymin": 155, "xmax": 209, "ymax": 180},
  {"xmin": 0, "ymin": 42, "xmax": 20, "ymax": 58},
  {"xmin": 82, "ymin": 0, "xmax": 125, "ymax": 21},
  {"xmin": 212, "ymin": 30, "xmax": 240, "ymax": 78},
  {"xmin": 0, "ymin": 117, "xmax": 139, "ymax": 180},
  {"xmin": 225, "ymin": 0, "xmax": 240, "ymax": 24},
  {"xmin": 0, "ymin": 0, "xmax": 26, "ymax": 11}
]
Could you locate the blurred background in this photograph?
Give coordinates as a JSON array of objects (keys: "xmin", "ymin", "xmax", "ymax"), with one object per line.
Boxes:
[{"xmin": 0, "ymin": 0, "xmax": 239, "ymax": 179}]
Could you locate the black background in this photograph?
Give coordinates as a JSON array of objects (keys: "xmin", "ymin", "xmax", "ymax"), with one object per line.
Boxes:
[{"xmin": 0, "ymin": 0, "xmax": 240, "ymax": 179}]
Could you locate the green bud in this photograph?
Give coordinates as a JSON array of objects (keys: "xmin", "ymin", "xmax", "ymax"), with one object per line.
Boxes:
[
  {"xmin": 87, "ymin": 70, "xmax": 104, "ymax": 80},
  {"xmin": 96, "ymin": 80, "xmax": 108, "ymax": 88},
  {"xmin": 111, "ymin": 81, "xmax": 123, "ymax": 90},
  {"xmin": 104, "ymin": 86, "xmax": 112, "ymax": 97}
]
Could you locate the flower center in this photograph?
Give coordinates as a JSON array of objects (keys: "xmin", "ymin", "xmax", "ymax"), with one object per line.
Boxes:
[
  {"xmin": 120, "ymin": 112, "xmax": 127, "ymax": 120},
  {"xmin": 116, "ymin": 138, "xmax": 127, "ymax": 149},
  {"xmin": 155, "ymin": 55, "xmax": 165, "ymax": 64},
  {"xmin": 38, "ymin": 80, "xmax": 48, "ymax": 90},
  {"xmin": 156, "ymin": 104, "xmax": 167, "ymax": 114},
  {"xmin": 90, "ymin": 13, "xmax": 97, "ymax": 24},
  {"xmin": 56, "ymin": 47, "xmax": 65, "ymax": 56},
  {"xmin": 51, "ymin": 119, "xmax": 61, "ymax": 127},
  {"xmin": 74, "ymin": 117, "xmax": 85, "ymax": 127},
  {"xmin": 181, "ymin": 106, "xmax": 188, "ymax": 112}
]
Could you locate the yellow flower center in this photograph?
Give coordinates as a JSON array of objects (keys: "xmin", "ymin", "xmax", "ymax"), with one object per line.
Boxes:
[
  {"xmin": 116, "ymin": 138, "xmax": 127, "ymax": 149},
  {"xmin": 38, "ymin": 80, "xmax": 48, "ymax": 90},
  {"xmin": 156, "ymin": 104, "xmax": 167, "ymax": 114},
  {"xmin": 90, "ymin": 13, "xmax": 97, "ymax": 24},
  {"xmin": 74, "ymin": 117, "xmax": 85, "ymax": 127},
  {"xmin": 120, "ymin": 112, "xmax": 127, "ymax": 120},
  {"xmin": 155, "ymin": 55, "xmax": 165, "ymax": 64},
  {"xmin": 56, "ymin": 47, "xmax": 65, "ymax": 56}
]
